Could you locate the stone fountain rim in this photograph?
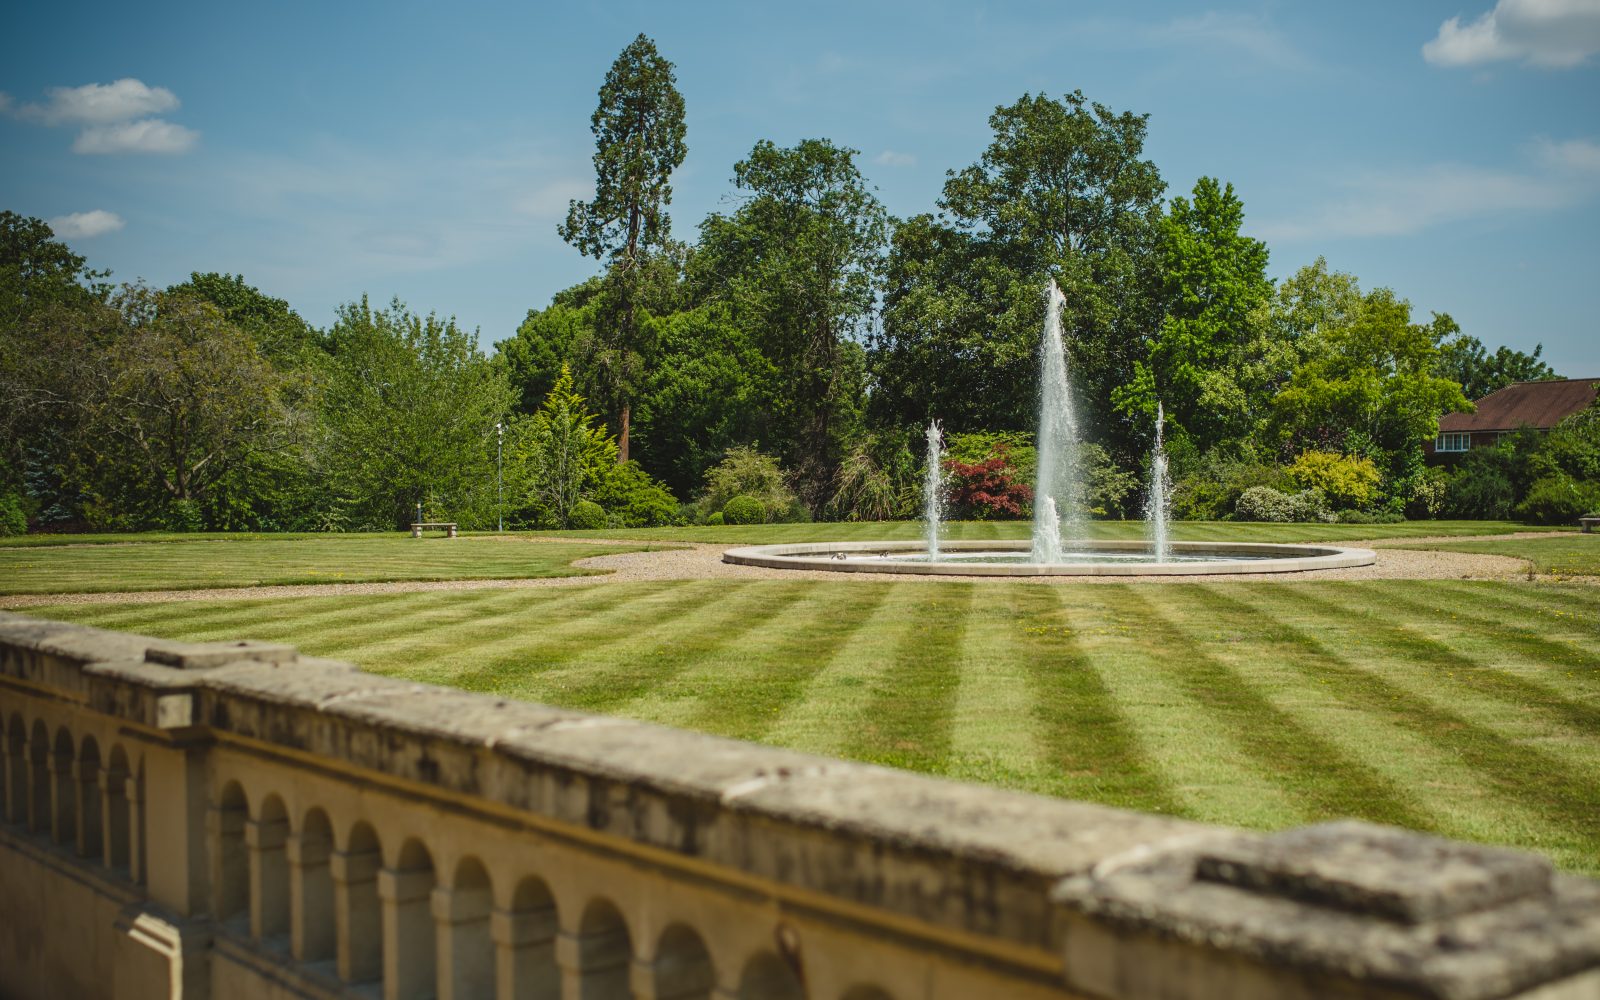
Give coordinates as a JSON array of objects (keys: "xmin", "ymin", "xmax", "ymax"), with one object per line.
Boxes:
[{"xmin": 722, "ymin": 539, "xmax": 1378, "ymax": 577}]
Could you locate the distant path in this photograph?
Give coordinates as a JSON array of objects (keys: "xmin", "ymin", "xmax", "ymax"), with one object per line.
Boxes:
[{"xmin": 1, "ymin": 534, "xmax": 1573, "ymax": 609}]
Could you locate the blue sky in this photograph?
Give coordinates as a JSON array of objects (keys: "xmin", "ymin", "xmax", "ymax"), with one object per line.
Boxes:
[{"xmin": 4, "ymin": 0, "xmax": 1598, "ymax": 375}]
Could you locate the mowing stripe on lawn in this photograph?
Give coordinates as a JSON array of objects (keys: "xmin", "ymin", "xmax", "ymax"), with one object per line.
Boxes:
[
  {"xmin": 629, "ymin": 582, "xmax": 882, "ymax": 738},
  {"xmin": 1304, "ymin": 586, "xmax": 1600, "ymax": 742},
  {"xmin": 1224, "ymin": 586, "xmax": 1600, "ymax": 864},
  {"xmin": 842, "ymin": 584, "xmax": 974, "ymax": 774},
  {"xmin": 1113, "ymin": 585, "xmax": 1432, "ymax": 830},
  {"xmin": 1045, "ymin": 586, "xmax": 1294, "ymax": 828},
  {"xmin": 298, "ymin": 588, "xmax": 544, "ymax": 660},
  {"xmin": 762, "ymin": 584, "xmax": 922, "ymax": 757},
  {"xmin": 448, "ymin": 582, "xmax": 730, "ymax": 697},
  {"xmin": 943, "ymin": 587, "xmax": 1044, "ymax": 790},
  {"xmin": 552, "ymin": 582, "xmax": 814, "ymax": 715},
  {"xmin": 1006, "ymin": 586, "xmax": 1183, "ymax": 815}
]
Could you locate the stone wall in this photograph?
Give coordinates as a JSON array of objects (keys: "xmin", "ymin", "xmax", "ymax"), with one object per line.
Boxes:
[{"xmin": 1, "ymin": 609, "xmax": 1597, "ymax": 1000}]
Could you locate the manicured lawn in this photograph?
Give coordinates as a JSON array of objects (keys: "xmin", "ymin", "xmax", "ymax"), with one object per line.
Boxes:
[
  {"xmin": 540, "ymin": 519, "xmax": 1558, "ymax": 544},
  {"xmin": 0, "ymin": 535, "xmax": 650, "ymax": 595},
  {"xmin": 26, "ymin": 577, "xmax": 1600, "ymax": 875},
  {"xmin": 1401, "ymin": 535, "xmax": 1600, "ymax": 576}
]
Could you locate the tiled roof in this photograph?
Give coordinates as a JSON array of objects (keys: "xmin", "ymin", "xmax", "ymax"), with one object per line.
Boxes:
[{"xmin": 1438, "ymin": 378, "xmax": 1599, "ymax": 433}]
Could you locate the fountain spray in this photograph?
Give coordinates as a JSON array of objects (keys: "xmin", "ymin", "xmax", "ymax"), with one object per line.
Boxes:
[
  {"xmin": 924, "ymin": 419, "xmax": 945, "ymax": 561},
  {"xmin": 1147, "ymin": 402, "xmax": 1171, "ymax": 562},
  {"xmin": 1032, "ymin": 280, "xmax": 1082, "ymax": 562}
]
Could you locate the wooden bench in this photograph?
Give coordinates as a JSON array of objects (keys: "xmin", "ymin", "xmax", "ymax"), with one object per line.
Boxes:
[
  {"xmin": 411, "ymin": 522, "xmax": 458, "ymax": 538},
  {"xmin": 1581, "ymin": 517, "xmax": 1599, "ymax": 534}
]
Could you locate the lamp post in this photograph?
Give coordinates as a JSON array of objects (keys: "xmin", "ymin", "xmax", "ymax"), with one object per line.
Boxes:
[{"xmin": 495, "ymin": 421, "xmax": 504, "ymax": 533}]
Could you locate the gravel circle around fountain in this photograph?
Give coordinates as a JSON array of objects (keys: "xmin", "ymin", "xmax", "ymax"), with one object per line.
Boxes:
[{"xmin": 0, "ymin": 535, "xmax": 1573, "ymax": 609}]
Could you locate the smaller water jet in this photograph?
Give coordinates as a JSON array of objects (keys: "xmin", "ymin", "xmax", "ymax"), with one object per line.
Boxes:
[
  {"xmin": 1147, "ymin": 402, "xmax": 1171, "ymax": 563},
  {"xmin": 924, "ymin": 420, "xmax": 946, "ymax": 562}
]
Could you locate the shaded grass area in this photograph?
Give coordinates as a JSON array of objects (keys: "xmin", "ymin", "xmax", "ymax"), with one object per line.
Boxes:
[
  {"xmin": 0, "ymin": 536, "xmax": 649, "ymax": 595},
  {"xmin": 1399, "ymin": 535, "xmax": 1600, "ymax": 576},
  {"xmin": 25, "ymin": 578, "xmax": 1600, "ymax": 874},
  {"xmin": 540, "ymin": 519, "xmax": 1556, "ymax": 545}
]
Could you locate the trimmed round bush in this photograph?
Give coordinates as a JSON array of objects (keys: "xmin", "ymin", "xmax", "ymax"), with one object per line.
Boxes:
[
  {"xmin": 1516, "ymin": 475, "xmax": 1600, "ymax": 526},
  {"xmin": 1235, "ymin": 486, "xmax": 1333, "ymax": 523},
  {"xmin": 722, "ymin": 495, "xmax": 765, "ymax": 525},
  {"xmin": 568, "ymin": 500, "xmax": 607, "ymax": 530},
  {"xmin": 705, "ymin": 511, "xmax": 725, "ymax": 526}
]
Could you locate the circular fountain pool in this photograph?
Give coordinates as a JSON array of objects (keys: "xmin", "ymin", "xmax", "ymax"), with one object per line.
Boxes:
[{"xmin": 722, "ymin": 540, "xmax": 1376, "ymax": 577}]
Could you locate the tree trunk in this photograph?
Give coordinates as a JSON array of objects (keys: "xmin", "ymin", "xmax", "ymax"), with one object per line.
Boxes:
[{"xmin": 618, "ymin": 403, "xmax": 630, "ymax": 464}]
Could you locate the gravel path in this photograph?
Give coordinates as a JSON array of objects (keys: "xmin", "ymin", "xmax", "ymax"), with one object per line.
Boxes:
[{"xmin": 2, "ymin": 535, "xmax": 1573, "ymax": 609}]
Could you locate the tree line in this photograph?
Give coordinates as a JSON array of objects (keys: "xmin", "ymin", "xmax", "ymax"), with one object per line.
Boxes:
[{"xmin": 1, "ymin": 33, "xmax": 1584, "ymax": 536}]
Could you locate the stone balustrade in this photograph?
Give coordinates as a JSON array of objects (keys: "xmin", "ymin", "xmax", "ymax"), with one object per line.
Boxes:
[{"xmin": 1, "ymin": 608, "xmax": 1598, "ymax": 1000}]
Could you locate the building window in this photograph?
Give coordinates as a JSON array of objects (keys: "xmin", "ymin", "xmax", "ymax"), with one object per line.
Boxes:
[{"xmin": 1435, "ymin": 432, "xmax": 1471, "ymax": 452}]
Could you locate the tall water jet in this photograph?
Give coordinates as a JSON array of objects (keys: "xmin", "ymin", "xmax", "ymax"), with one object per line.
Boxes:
[
  {"xmin": 1032, "ymin": 280, "xmax": 1083, "ymax": 562},
  {"xmin": 923, "ymin": 419, "xmax": 945, "ymax": 561},
  {"xmin": 1147, "ymin": 402, "xmax": 1172, "ymax": 563}
]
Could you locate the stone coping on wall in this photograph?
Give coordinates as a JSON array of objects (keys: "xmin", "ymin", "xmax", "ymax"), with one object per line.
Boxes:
[{"xmin": 3, "ymin": 610, "xmax": 1599, "ymax": 1000}]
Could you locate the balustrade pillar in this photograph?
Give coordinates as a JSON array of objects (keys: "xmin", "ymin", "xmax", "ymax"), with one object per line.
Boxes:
[
  {"xmin": 555, "ymin": 927, "xmax": 631, "ymax": 1000},
  {"xmin": 330, "ymin": 847, "xmax": 382, "ymax": 984},
  {"xmin": 99, "ymin": 768, "xmax": 130, "ymax": 872},
  {"xmin": 48, "ymin": 747, "xmax": 75, "ymax": 845},
  {"xmin": 432, "ymin": 884, "xmax": 493, "ymax": 1000},
  {"xmin": 491, "ymin": 905, "xmax": 559, "ymax": 1000},
  {"xmin": 379, "ymin": 866, "xmax": 436, "ymax": 1000},
  {"xmin": 287, "ymin": 830, "xmax": 334, "ymax": 962},
  {"xmin": 245, "ymin": 816, "xmax": 289, "ymax": 942}
]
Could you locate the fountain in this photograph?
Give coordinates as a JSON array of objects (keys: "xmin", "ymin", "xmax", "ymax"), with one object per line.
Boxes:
[
  {"xmin": 924, "ymin": 420, "xmax": 945, "ymax": 562},
  {"xmin": 724, "ymin": 282, "xmax": 1375, "ymax": 577},
  {"xmin": 1147, "ymin": 402, "xmax": 1171, "ymax": 563}
]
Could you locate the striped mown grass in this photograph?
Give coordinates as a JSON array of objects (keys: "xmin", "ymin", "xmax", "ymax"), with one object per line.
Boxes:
[
  {"xmin": 26, "ymin": 577, "xmax": 1600, "ymax": 875},
  {"xmin": 0, "ymin": 535, "xmax": 650, "ymax": 595}
]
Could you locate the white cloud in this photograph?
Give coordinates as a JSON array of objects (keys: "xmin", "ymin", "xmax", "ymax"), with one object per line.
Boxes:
[
  {"xmin": 47, "ymin": 210, "xmax": 125, "ymax": 239},
  {"xmin": 1150, "ymin": 11, "xmax": 1308, "ymax": 70},
  {"xmin": 17, "ymin": 78, "xmax": 179, "ymax": 125},
  {"xmin": 1537, "ymin": 136, "xmax": 1600, "ymax": 171},
  {"xmin": 0, "ymin": 93, "xmax": 12, "ymax": 115},
  {"xmin": 1254, "ymin": 141, "xmax": 1600, "ymax": 242},
  {"xmin": 1424, "ymin": 0, "xmax": 1600, "ymax": 68},
  {"xmin": 72, "ymin": 118, "xmax": 199, "ymax": 155},
  {"xmin": 873, "ymin": 150, "xmax": 916, "ymax": 168}
]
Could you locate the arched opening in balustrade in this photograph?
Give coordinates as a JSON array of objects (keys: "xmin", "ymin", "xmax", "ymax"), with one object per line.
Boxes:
[
  {"xmin": 295, "ymin": 807, "xmax": 335, "ymax": 963},
  {"xmin": 653, "ymin": 923, "xmax": 714, "ymax": 1000},
  {"xmin": 737, "ymin": 952, "xmax": 804, "ymax": 1000},
  {"xmin": 216, "ymin": 780, "xmax": 249, "ymax": 928},
  {"xmin": 76, "ymin": 735, "xmax": 102, "ymax": 860},
  {"xmin": 388, "ymin": 837, "xmax": 437, "ymax": 1000},
  {"xmin": 841, "ymin": 985, "xmax": 894, "ymax": 1000},
  {"xmin": 29, "ymin": 720, "xmax": 49, "ymax": 834},
  {"xmin": 441, "ymin": 856, "xmax": 494, "ymax": 1000},
  {"xmin": 339, "ymin": 821, "xmax": 383, "ymax": 986},
  {"xmin": 4, "ymin": 713, "xmax": 24, "ymax": 824},
  {"xmin": 505, "ymin": 876, "xmax": 559, "ymax": 1000},
  {"xmin": 51, "ymin": 727, "xmax": 76, "ymax": 846},
  {"xmin": 104, "ymin": 745, "xmax": 131, "ymax": 874},
  {"xmin": 254, "ymin": 793, "xmax": 290, "ymax": 945},
  {"xmin": 133, "ymin": 757, "xmax": 147, "ymax": 885},
  {"xmin": 575, "ymin": 899, "xmax": 632, "ymax": 1000}
]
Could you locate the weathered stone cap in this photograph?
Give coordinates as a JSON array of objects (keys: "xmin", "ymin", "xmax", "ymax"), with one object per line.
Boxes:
[{"xmin": 1053, "ymin": 821, "xmax": 1600, "ymax": 1000}]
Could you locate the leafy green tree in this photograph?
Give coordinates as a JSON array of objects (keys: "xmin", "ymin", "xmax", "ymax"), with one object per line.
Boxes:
[
  {"xmin": 696, "ymin": 446, "xmax": 800, "ymax": 522},
  {"xmin": 505, "ymin": 365, "xmax": 616, "ymax": 528},
  {"xmin": 0, "ymin": 210, "xmax": 108, "ymax": 329},
  {"xmin": 695, "ymin": 138, "xmax": 887, "ymax": 511},
  {"xmin": 497, "ymin": 278, "xmax": 604, "ymax": 415},
  {"xmin": 321, "ymin": 296, "xmax": 511, "ymax": 529},
  {"xmin": 166, "ymin": 272, "xmax": 318, "ymax": 365},
  {"xmin": 559, "ymin": 33, "xmax": 688, "ymax": 462},
  {"xmin": 1270, "ymin": 286, "xmax": 1469, "ymax": 469},
  {"xmin": 1433, "ymin": 331, "xmax": 1558, "ymax": 400},
  {"xmin": 57, "ymin": 286, "xmax": 305, "ymax": 529},
  {"xmin": 1115, "ymin": 178, "xmax": 1272, "ymax": 453},
  {"xmin": 873, "ymin": 91, "xmax": 1165, "ymax": 455}
]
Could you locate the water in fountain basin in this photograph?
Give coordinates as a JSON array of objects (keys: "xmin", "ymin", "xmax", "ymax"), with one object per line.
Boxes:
[
  {"xmin": 924, "ymin": 419, "xmax": 945, "ymax": 561},
  {"xmin": 1147, "ymin": 402, "xmax": 1171, "ymax": 562},
  {"xmin": 1032, "ymin": 280, "xmax": 1083, "ymax": 562}
]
